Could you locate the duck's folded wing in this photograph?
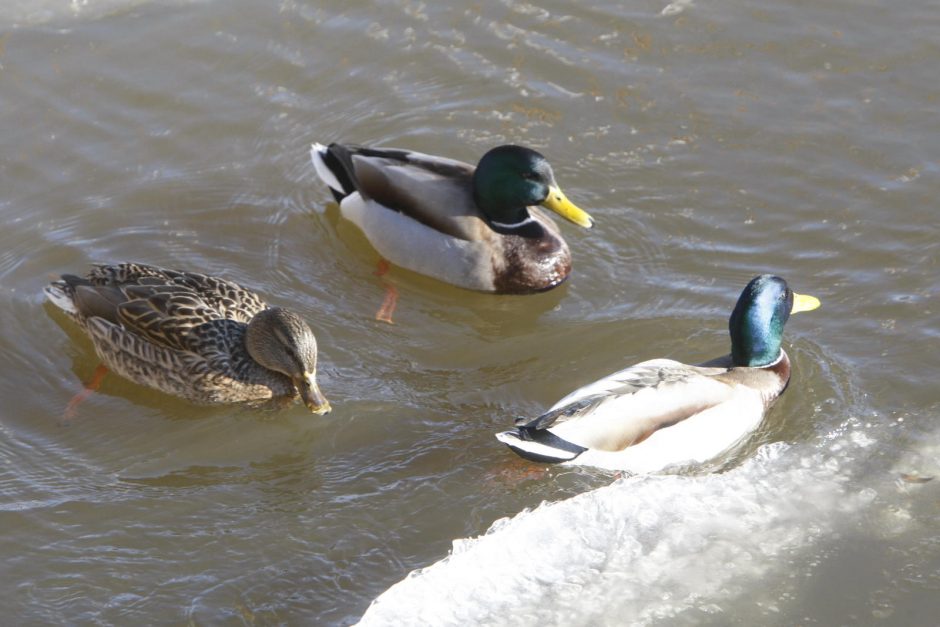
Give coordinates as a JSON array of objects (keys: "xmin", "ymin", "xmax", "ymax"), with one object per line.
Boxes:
[
  {"xmin": 113, "ymin": 289, "xmax": 225, "ymax": 352},
  {"xmin": 82, "ymin": 263, "xmax": 266, "ymax": 322},
  {"xmin": 134, "ymin": 269, "xmax": 265, "ymax": 322},
  {"xmin": 519, "ymin": 360, "xmax": 735, "ymax": 452},
  {"xmin": 334, "ymin": 145, "xmax": 485, "ymax": 240}
]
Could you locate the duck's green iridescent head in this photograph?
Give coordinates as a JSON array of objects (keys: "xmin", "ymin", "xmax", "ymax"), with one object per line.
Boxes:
[
  {"xmin": 472, "ymin": 145, "xmax": 593, "ymax": 229},
  {"xmin": 729, "ymin": 275, "xmax": 820, "ymax": 367}
]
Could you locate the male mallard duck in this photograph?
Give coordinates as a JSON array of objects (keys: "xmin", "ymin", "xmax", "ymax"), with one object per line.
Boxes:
[
  {"xmin": 495, "ymin": 275, "xmax": 820, "ymax": 473},
  {"xmin": 310, "ymin": 143, "xmax": 594, "ymax": 299},
  {"xmin": 45, "ymin": 263, "xmax": 331, "ymax": 414}
]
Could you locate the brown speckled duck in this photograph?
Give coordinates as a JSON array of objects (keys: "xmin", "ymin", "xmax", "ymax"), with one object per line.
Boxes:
[
  {"xmin": 310, "ymin": 143, "xmax": 594, "ymax": 294},
  {"xmin": 45, "ymin": 263, "xmax": 331, "ymax": 414}
]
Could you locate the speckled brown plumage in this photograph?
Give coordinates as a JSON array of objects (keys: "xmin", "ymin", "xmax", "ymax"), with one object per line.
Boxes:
[{"xmin": 45, "ymin": 263, "xmax": 330, "ymax": 412}]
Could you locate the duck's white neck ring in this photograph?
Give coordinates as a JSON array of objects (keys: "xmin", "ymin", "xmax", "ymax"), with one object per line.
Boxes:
[
  {"xmin": 760, "ymin": 350, "xmax": 786, "ymax": 368},
  {"xmin": 490, "ymin": 216, "xmax": 537, "ymax": 230}
]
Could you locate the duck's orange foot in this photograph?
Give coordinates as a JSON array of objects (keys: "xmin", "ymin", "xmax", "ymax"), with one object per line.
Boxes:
[
  {"xmin": 375, "ymin": 284, "xmax": 398, "ymax": 324},
  {"xmin": 64, "ymin": 364, "xmax": 109, "ymax": 420},
  {"xmin": 483, "ymin": 455, "xmax": 552, "ymax": 487}
]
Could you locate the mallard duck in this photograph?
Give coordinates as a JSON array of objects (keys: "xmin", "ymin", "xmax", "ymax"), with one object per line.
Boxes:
[
  {"xmin": 44, "ymin": 263, "xmax": 331, "ymax": 414},
  {"xmin": 495, "ymin": 275, "xmax": 820, "ymax": 473},
  {"xmin": 310, "ymin": 143, "xmax": 594, "ymax": 297}
]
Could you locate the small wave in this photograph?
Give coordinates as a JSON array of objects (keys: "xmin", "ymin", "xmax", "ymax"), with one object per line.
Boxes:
[{"xmin": 0, "ymin": 0, "xmax": 198, "ymax": 28}]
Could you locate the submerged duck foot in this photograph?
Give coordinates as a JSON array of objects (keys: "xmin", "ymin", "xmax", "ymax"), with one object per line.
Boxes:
[
  {"xmin": 375, "ymin": 284, "xmax": 398, "ymax": 324},
  {"xmin": 483, "ymin": 455, "xmax": 552, "ymax": 487},
  {"xmin": 372, "ymin": 258, "xmax": 398, "ymax": 323},
  {"xmin": 64, "ymin": 363, "xmax": 109, "ymax": 420}
]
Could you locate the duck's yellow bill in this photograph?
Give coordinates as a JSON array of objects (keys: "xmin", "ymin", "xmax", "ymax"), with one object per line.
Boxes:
[
  {"xmin": 299, "ymin": 372, "xmax": 331, "ymax": 415},
  {"xmin": 541, "ymin": 185, "xmax": 594, "ymax": 228},
  {"xmin": 791, "ymin": 292, "xmax": 821, "ymax": 314}
]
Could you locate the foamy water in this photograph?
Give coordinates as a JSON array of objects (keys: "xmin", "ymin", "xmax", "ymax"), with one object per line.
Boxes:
[{"xmin": 360, "ymin": 415, "xmax": 927, "ymax": 625}]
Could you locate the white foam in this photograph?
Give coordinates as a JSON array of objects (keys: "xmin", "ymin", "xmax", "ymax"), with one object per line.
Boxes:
[
  {"xmin": 358, "ymin": 439, "xmax": 873, "ymax": 626},
  {"xmin": 661, "ymin": 0, "xmax": 694, "ymax": 17}
]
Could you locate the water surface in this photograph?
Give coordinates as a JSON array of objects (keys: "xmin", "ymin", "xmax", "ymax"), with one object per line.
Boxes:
[{"xmin": 1, "ymin": 0, "xmax": 938, "ymax": 624}]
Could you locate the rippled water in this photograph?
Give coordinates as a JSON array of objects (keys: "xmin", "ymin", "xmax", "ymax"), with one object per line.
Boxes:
[{"xmin": 1, "ymin": 0, "xmax": 938, "ymax": 624}]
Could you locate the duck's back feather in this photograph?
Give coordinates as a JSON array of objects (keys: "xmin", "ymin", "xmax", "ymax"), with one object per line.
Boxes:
[
  {"xmin": 568, "ymin": 389, "xmax": 765, "ymax": 473},
  {"xmin": 314, "ymin": 143, "xmax": 486, "ymax": 241},
  {"xmin": 58, "ymin": 264, "xmax": 266, "ymax": 351},
  {"xmin": 523, "ymin": 359, "xmax": 736, "ymax": 452}
]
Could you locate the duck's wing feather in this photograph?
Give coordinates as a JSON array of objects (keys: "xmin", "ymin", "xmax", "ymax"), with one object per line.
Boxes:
[
  {"xmin": 161, "ymin": 270, "xmax": 267, "ymax": 322},
  {"xmin": 519, "ymin": 359, "xmax": 736, "ymax": 452},
  {"xmin": 83, "ymin": 263, "xmax": 267, "ymax": 322},
  {"xmin": 321, "ymin": 144, "xmax": 486, "ymax": 241},
  {"xmin": 61, "ymin": 263, "xmax": 265, "ymax": 353},
  {"xmin": 109, "ymin": 289, "xmax": 229, "ymax": 352}
]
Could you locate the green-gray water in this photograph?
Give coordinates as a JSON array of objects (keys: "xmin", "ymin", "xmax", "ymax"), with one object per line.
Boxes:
[{"xmin": 1, "ymin": 1, "xmax": 937, "ymax": 624}]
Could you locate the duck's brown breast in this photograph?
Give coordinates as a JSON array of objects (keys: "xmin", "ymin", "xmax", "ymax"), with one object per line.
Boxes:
[{"xmin": 491, "ymin": 224, "xmax": 571, "ymax": 294}]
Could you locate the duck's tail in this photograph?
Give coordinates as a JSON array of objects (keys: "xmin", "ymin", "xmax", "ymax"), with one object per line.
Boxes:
[
  {"xmin": 494, "ymin": 428, "xmax": 587, "ymax": 464},
  {"xmin": 310, "ymin": 143, "xmax": 354, "ymax": 203},
  {"xmin": 43, "ymin": 281, "xmax": 77, "ymax": 315}
]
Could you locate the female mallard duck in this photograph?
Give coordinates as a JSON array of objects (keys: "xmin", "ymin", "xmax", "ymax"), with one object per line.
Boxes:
[
  {"xmin": 44, "ymin": 263, "xmax": 331, "ymax": 414},
  {"xmin": 495, "ymin": 275, "xmax": 820, "ymax": 473},
  {"xmin": 310, "ymin": 143, "xmax": 594, "ymax": 296}
]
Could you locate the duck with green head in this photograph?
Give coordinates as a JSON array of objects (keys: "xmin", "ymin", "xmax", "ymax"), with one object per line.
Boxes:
[
  {"xmin": 496, "ymin": 275, "xmax": 820, "ymax": 473},
  {"xmin": 310, "ymin": 143, "xmax": 594, "ymax": 304}
]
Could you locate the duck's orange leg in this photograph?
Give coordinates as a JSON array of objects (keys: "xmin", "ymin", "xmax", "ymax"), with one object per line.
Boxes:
[
  {"xmin": 374, "ymin": 259, "xmax": 391, "ymax": 277},
  {"xmin": 64, "ymin": 364, "xmax": 109, "ymax": 420},
  {"xmin": 375, "ymin": 285, "xmax": 399, "ymax": 324},
  {"xmin": 373, "ymin": 259, "xmax": 399, "ymax": 324}
]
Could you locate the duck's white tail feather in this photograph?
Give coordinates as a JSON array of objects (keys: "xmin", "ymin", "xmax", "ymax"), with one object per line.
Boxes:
[
  {"xmin": 310, "ymin": 143, "xmax": 345, "ymax": 194},
  {"xmin": 495, "ymin": 430, "xmax": 581, "ymax": 464},
  {"xmin": 44, "ymin": 284, "xmax": 77, "ymax": 314}
]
